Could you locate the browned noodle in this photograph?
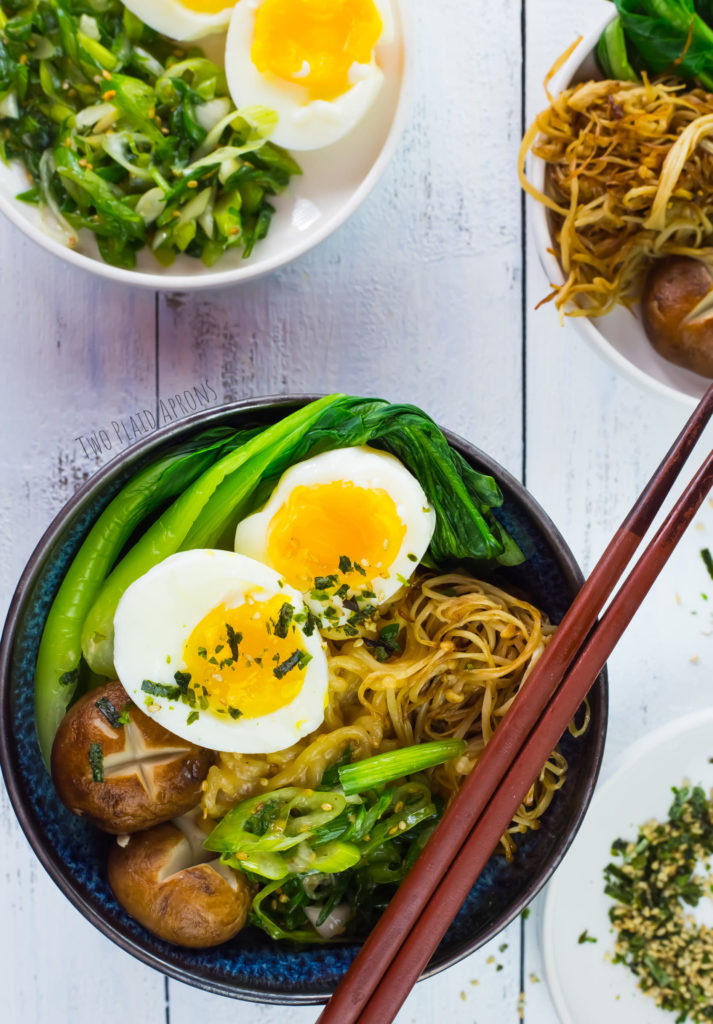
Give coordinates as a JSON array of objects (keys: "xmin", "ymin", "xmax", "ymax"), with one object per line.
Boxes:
[{"xmin": 519, "ymin": 76, "xmax": 713, "ymax": 318}]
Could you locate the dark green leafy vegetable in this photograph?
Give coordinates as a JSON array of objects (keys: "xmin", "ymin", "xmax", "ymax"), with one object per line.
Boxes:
[
  {"xmin": 273, "ymin": 602, "xmax": 294, "ymax": 639},
  {"xmin": 602, "ymin": 0, "xmax": 713, "ymax": 90},
  {"xmin": 140, "ymin": 679, "xmax": 179, "ymax": 700},
  {"xmin": 363, "ymin": 622, "xmax": 402, "ymax": 662},
  {"xmin": 88, "ymin": 741, "xmax": 103, "ymax": 782},
  {"xmin": 273, "ymin": 650, "xmax": 306, "ymax": 680},
  {"xmin": 173, "ymin": 670, "xmax": 191, "ymax": 694},
  {"xmin": 94, "ymin": 695, "xmax": 121, "ymax": 728},
  {"xmin": 701, "ymin": 547, "xmax": 713, "ymax": 580},
  {"xmin": 225, "ymin": 623, "xmax": 241, "ymax": 661},
  {"xmin": 0, "ymin": 0, "xmax": 300, "ymax": 267}
]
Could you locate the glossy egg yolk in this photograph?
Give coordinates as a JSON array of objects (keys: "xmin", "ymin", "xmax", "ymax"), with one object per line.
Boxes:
[
  {"xmin": 251, "ymin": 0, "xmax": 383, "ymax": 101},
  {"xmin": 182, "ymin": 594, "xmax": 308, "ymax": 719},
  {"xmin": 265, "ymin": 481, "xmax": 406, "ymax": 591},
  {"xmin": 178, "ymin": 0, "xmax": 231, "ymax": 12}
]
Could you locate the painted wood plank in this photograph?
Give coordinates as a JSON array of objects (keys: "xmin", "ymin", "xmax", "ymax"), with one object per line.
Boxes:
[
  {"xmin": 0, "ymin": 216, "xmax": 165, "ymax": 1024},
  {"xmin": 155, "ymin": 0, "xmax": 526, "ymax": 476},
  {"xmin": 168, "ymin": 921, "xmax": 524, "ymax": 1024}
]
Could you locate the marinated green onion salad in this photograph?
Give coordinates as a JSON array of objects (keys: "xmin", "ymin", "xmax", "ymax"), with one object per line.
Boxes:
[
  {"xmin": 604, "ymin": 785, "xmax": 713, "ymax": 1023},
  {"xmin": 0, "ymin": 0, "xmax": 300, "ymax": 267},
  {"xmin": 203, "ymin": 740, "xmax": 465, "ymax": 942}
]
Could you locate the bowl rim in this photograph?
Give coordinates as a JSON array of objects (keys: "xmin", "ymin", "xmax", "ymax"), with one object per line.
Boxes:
[
  {"xmin": 0, "ymin": 394, "xmax": 608, "ymax": 1003},
  {"xmin": 526, "ymin": 11, "xmax": 701, "ymax": 410},
  {"xmin": 0, "ymin": 0, "xmax": 413, "ymax": 291}
]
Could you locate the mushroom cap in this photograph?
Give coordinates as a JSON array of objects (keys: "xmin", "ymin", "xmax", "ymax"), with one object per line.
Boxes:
[
  {"xmin": 107, "ymin": 820, "xmax": 252, "ymax": 947},
  {"xmin": 51, "ymin": 680, "xmax": 213, "ymax": 833},
  {"xmin": 642, "ymin": 256, "xmax": 713, "ymax": 377}
]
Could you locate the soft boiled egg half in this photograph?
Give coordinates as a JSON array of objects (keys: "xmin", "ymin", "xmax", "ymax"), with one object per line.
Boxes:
[
  {"xmin": 120, "ymin": 0, "xmax": 235, "ymax": 41},
  {"xmin": 225, "ymin": 0, "xmax": 394, "ymax": 150},
  {"xmin": 233, "ymin": 446, "xmax": 436, "ymax": 629},
  {"xmin": 113, "ymin": 550, "xmax": 329, "ymax": 753}
]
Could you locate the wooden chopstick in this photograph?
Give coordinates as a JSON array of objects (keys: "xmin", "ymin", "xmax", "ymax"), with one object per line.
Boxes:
[
  {"xmin": 355, "ymin": 441, "xmax": 713, "ymax": 1024},
  {"xmin": 317, "ymin": 383, "xmax": 713, "ymax": 1024}
]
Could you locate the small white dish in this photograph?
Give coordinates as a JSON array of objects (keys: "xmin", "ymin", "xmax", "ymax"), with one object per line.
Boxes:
[
  {"xmin": 528, "ymin": 14, "xmax": 709, "ymax": 409},
  {"xmin": 542, "ymin": 709, "xmax": 713, "ymax": 1024},
  {"xmin": 0, "ymin": 1, "xmax": 410, "ymax": 290}
]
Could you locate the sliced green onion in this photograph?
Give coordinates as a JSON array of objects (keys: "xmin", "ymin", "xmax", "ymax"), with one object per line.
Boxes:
[{"xmin": 338, "ymin": 739, "xmax": 466, "ymax": 796}]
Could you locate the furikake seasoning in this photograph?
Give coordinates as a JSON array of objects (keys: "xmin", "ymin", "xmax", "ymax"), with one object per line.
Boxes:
[{"xmin": 604, "ymin": 785, "xmax": 713, "ymax": 1022}]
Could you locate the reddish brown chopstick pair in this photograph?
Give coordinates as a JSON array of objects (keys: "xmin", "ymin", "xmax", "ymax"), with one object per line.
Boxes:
[{"xmin": 318, "ymin": 383, "xmax": 713, "ymax": 1024}]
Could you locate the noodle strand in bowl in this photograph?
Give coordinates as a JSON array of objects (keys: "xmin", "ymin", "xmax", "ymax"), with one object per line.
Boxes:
[
  {"xmin": 203, "ymin": 572, "xmax": 587, "ymax": 858},
  {"xmin": 519, "ymin": 77, "xmax": 713, "ymax": 317}
]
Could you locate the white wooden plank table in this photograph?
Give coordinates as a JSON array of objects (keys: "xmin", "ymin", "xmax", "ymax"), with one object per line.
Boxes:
[{"xmin": 1, "ymin": 0, "xmax": 711, "ymax": 1021}]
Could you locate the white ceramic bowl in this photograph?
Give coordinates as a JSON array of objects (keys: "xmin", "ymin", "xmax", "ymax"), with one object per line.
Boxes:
[
  {"xmin": 528, "ymin": 13, "xmax": 709, "ymax": 409},
  {"xmin": 541, "ymin": 709, "xmax": 713, "ymax": 1024},
  {"xmin": 0, "ymin": 1, "xmax": 411, "ymax": 290}
]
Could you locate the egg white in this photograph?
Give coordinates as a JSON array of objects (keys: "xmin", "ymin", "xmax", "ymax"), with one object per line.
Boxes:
[
  {"xmin": 224, "ymin": 0, "xmax": 393, "ymax": 151},
  {"xmin": 233, "ymin": 446, "xmax": 436, "ymax": 624},
  {"xmin": 121, "ymin": 0, "xmax": 234, "ymax": 42},
  {"xmin": 113, "ymin": 549, "xmax": 329, "ymax": 753}
]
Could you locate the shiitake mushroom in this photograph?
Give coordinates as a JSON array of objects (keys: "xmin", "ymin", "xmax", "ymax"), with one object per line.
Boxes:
[
  {"xmin": 108, "ymin": 811, "xmax": 252, "ymax": 947},
  {"xmin": 50, "ymin": 680, "xmax": 213, "ymax": 833},
  {"xmin": 641, "ymin": 256, "xmax": 713, "ymax": 377}
]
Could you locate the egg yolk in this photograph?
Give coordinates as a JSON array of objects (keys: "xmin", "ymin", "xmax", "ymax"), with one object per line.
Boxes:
[
  {"xmin": 182, "ymin": 594, "xmax": 307, "ymax": 719},
  {"xmin": 265, "ymin": 481, "xmax": 406, "ymax": 591},
  {"xmin": 178, "ymin": 0, "xmax": 231, "ymax": 12},
  {"xmin": 251, "ymin": 0, "xmax": 383, "ymax": 102}
]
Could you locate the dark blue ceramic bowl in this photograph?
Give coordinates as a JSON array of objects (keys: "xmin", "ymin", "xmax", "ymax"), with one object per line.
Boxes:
[{"xmin": 0, "ymin": 395, "xmax": 607, "ymax": 1003}]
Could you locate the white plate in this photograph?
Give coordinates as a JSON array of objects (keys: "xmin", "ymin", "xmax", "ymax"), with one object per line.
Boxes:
[
  {"xmin": 542, "ymin": 709, "xmax": 713, "ymax": 1024},
  {"xmin": 528, "ymin": 14, "xmax": 709, "ymax": 409},
  {"xmin": 0, "ymin": 1, "xmax": 410, "ymax": 290}
]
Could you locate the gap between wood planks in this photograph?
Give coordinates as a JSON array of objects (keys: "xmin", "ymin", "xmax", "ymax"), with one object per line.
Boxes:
[{"xmin": 519, "ymin": 0, "xmax": 529, "ymax": 1019}]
